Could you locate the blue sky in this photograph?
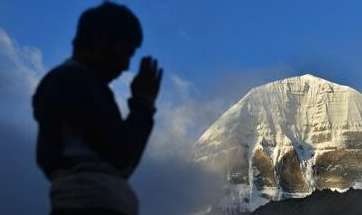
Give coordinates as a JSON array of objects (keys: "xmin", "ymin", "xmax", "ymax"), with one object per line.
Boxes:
[
  {"xmin": 2, "ymin": 0, "xmax": 362, "ymax": 214},
  {"xmin": 3, "ymin": 0, "xmax": 362, "ymax": 87}
]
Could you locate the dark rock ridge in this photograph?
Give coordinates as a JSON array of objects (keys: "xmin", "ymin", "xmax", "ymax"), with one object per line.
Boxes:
[{"xmin": 251, "ymin": 189, "xmax": 362, "ymax": 215}]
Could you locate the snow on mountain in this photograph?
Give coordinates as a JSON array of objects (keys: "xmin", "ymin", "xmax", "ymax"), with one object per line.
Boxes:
[{"xmin": 193, "ymin": 74, "xmax": 362, "ymax": 213}]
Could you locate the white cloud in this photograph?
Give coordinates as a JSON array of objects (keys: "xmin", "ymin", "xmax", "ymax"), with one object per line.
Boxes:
[
  {"xmin": 0, "ymin": 28, "xmax": 47, "ymax": 214},
  {"xmin": 142, "ymin": 73, "xmax": 227, "ymax": 160},
  {"xmin": 0, "ymin": 28, "xmax": 45, "ymax": 128},
  {"xmin": 170, "ymin": 73, "xmax": 193, "ymax": 96}
]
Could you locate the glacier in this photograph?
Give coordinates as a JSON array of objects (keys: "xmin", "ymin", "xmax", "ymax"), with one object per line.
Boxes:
[{"xmin": 193, "ymin": 74, "xmax": 362, "ymax": 213}]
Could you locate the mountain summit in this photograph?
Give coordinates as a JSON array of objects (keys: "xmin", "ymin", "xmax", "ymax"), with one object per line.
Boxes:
[{"xmin": 193, "ymin": 74, "xmax": 362, "ymax": 213}]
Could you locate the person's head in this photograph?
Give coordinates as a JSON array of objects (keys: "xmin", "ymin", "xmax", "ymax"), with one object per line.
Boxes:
[{"xmin": 72, "ymin": 2, "xmax": 143, "ymax": 82}]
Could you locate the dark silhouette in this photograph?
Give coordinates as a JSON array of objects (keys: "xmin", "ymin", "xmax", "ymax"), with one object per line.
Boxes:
[{"xmin": 32, "ymin": 2, "xmax": 162, "ymax": 215}]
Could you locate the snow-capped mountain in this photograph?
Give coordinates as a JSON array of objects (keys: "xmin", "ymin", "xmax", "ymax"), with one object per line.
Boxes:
[{"xmin": 193, "ymin": 74, "xmax": 362, "ymax": 213}]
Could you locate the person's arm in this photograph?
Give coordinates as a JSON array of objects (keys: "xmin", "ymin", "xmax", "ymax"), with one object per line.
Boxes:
[
  {"xmin": 62, "ymin": 57, "xmax": 162, "ymax": 178},
  {"xmin": 117, "ymin": 97, "xmax": 155, "ymax": 177},
  {"xmin": 33, "ymin": 70, "xmax": 65, "ymax": 179},
  {"xmin": 120, "ymin": 56, "xmax": 163, "ymax": 176}
]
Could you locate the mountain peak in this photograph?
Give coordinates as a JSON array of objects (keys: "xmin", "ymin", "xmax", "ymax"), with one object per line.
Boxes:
[
  {"xmin": 244, "ymin": 73, "xmax": 358, "ymax": 99},
  {"xmin": 287, "ymin": 73, "xmax": 332, "ymax": 83},
  {"xmin": 300, "ymin": 73, "xmax": 320, "ymax": 79},
  {"xmin": 272, "ymin": 73, "xmax": 329, "ymax": 85}
]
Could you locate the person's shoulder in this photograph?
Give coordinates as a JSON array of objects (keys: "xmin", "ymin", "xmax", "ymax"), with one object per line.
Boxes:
[
  {"xmin": 34, "ymin": 61, "xmax": 84, "ymax": 98},
  {"xmin": 49, "ymin": 60, "xmax": 85, "ymax": 81},
  {"xmin": 41, "ymin": 60, "xmax": 90, "ymax": 88}
]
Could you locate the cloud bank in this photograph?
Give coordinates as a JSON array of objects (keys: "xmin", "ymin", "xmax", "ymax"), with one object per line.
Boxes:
[{"xmin": 0, "ymin": 28, "xmax": 48, "ymax": 214}]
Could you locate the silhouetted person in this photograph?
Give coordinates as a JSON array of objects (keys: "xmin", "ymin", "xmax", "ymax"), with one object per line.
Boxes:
[{"xmin": 32, "ymin": 2, "xmax": 162, "ymax": 215}]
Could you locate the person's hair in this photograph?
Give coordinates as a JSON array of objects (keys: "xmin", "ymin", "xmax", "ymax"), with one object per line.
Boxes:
[{"xmin": 72, "ymin": 2, "xmax": 143, "ymax": 53}]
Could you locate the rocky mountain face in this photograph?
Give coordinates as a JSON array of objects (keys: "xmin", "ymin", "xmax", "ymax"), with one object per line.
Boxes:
[{"xmin": 193, "ymin": 74, "xmax": 362, "ymax": 213}]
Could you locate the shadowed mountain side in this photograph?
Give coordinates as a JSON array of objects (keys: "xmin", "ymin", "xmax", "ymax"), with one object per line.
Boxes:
[{"xmin": 250, "ymin": 189, "xmax": 362, "ymax": 215}]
